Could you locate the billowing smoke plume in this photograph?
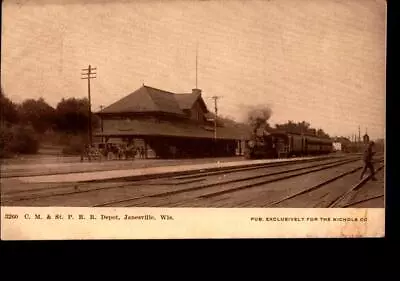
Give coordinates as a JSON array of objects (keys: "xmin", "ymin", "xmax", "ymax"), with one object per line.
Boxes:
[{"xmin": 246, "ymin": 105, "xmax": 273, "ymax": 134}]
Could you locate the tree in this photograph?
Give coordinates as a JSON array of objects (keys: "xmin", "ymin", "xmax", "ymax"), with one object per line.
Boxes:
[
  {"xmin": 275, "ymin": 120, "xmax": 303, "ymax": 133},
  {"xmin": 1, "ymin": 124, "xmax": 40, "ymax": 157},
  {"xmin": 275, "ymin": 120, "xmax": 330, "ymax": 138},
  {"xmin": 316, "ymin": 128, "xmax": 330, "ymax": 138},
  {"xmin": 206, "ymin": 113, "xmax": 239, "ymax": 127},
  {"xmin": 18, "ymin": 98, "xmax": 56, "ymax": 134},
  {"xmin": 0, "ymin": 88, "xmax": 19, "ymax": 126},
  {"xmin": 55, "ymin": 97, "xmax": 99, "ymax": 134}
]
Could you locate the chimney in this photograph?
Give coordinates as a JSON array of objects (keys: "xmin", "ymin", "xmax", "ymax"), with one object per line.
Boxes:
[{"xmin": 192, "ymin": 88, "xmax": 202, "ymax": 95}]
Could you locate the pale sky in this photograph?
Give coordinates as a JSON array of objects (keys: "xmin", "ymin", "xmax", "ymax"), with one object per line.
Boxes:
[{"xmin": 1, "ymin": 0, "xmax": 386, "ymax": 140}]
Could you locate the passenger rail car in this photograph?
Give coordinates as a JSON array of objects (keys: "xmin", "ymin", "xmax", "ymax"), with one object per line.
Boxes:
[{"xmin": 245, "ymin": 131, "xmax": 333, "ymax": 159}]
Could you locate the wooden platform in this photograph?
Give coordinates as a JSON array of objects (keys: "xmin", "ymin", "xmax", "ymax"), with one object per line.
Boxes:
[{"xmin": 2, "ymin": 155, "xmax": 338, "ymax": 184}]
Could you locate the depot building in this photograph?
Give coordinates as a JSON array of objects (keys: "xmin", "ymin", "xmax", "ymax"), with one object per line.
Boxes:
[{"xmin": 94, "ymin": 85, "xmax": 250, "ymax": 159}]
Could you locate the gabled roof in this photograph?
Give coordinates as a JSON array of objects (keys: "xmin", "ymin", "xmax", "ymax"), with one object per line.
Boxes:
[
  {"xmin": 146, "ymin": 86, "xmax": 184, "ymax": 115},
  {"xmin": 99, "ymin": 85, "xmax": 211, "ymax": 116},
  {"xmin": 175, "ymin": 92, "xmax": 209, "ymax": 113},
  {"xmin": 99, "ymin": 85, "xmax": 184, "ymax": 115},
  {"xmin": 175, "ymin": 93, "xmax": 201, "ymax": 109}
]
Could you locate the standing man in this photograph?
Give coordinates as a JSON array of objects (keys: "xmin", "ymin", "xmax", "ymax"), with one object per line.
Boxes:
[{"xmin": 360, "ymin": 141, "xmax": 377, "ymax": 181}]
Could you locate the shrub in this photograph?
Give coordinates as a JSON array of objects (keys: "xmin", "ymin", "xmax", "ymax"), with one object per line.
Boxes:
[
  {"xmin": 0, "ymin": 124, "xmax": 40, "ymax": 157},
  {"xmin": 0, "ymin": 125, "xmax": 15, "ymax": 158},
  {"xmin": 62, "ymin": 143, "xmax": 84, "ymax": 155},
  {"xmin": 61, "ymin": 135, "xmax": 86, "ymax": 155}
]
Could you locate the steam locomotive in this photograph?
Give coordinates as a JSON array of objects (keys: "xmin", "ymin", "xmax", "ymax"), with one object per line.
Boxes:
[{"xmin": 244, "ymin": 130, "xmax": 333, "ymax": 159}]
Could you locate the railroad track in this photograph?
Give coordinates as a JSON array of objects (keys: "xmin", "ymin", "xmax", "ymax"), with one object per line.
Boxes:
[
  {"xmin": 265, "ymin": 159, "xmax": 384, "ymax": 208},
  {"xmin": 341, "ymin": 194, "xmax": 384, "ymax": 208},
  {"xmin": 91, "ymin": 156, "xmax": 363, "ymax": 207},
  {"xmin": 1, "ymin": 155, "xmax": 356, "ymax": 205},
  {"xmin": 327, "ymin": 164, "xmax": 385, "ymax": 208},
  {"xmin": 170, "ymin": 155, "xmax": 343, "ymax": 180}
]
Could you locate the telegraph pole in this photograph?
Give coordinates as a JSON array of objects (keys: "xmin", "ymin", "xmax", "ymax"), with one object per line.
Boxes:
[
  {"xmin": 99, "ymin": 105, "xmax": 104, "ymax": 142},
  {"xmin": 81, "ymin": 65, "xmax": 97, "ymax": 146},
  {"xmin": 211, "ymin": 96, "xmax": 222, "ymax": 141}
]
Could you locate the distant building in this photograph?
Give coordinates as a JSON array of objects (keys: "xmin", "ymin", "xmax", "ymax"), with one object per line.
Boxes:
[
  {"xmin": 94, "ymin": 85, "xmax": 250, "ymax": 158},
  {"xmin": 333, "ymin": 142, "xmax": 342, "ymax": 151},
  {"xmin": 332, "ymin": 137, "xmax": 352, "ymax": 152}
]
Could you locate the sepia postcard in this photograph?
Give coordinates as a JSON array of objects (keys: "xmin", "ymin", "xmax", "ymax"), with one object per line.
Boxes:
[{"xmin": 1, "ymin": 0, "xmax": 386, "ymax": 239}]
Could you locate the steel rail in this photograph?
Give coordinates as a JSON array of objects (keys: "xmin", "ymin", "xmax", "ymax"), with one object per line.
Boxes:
[
  {"xmin": 265, "ymin": 158, "xmax": 384, "ymax": 207},
  {"xmin": 198, "ymin": 158, "xmax": 365, "ymax": 199},
  {"xmin": 341, "ymin": 194, "xmax": 384, "ymax": 208},
  {"xmin": 327, "ymin": 164, "xmax": 385, "ymax": 208},
  {"xmin": 3, "ymin": 156, "xmax": 354, "ymax": 204},
  {"xmin": 94, "ymin": 158, "xmax": 360, "ymax": 207}
]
